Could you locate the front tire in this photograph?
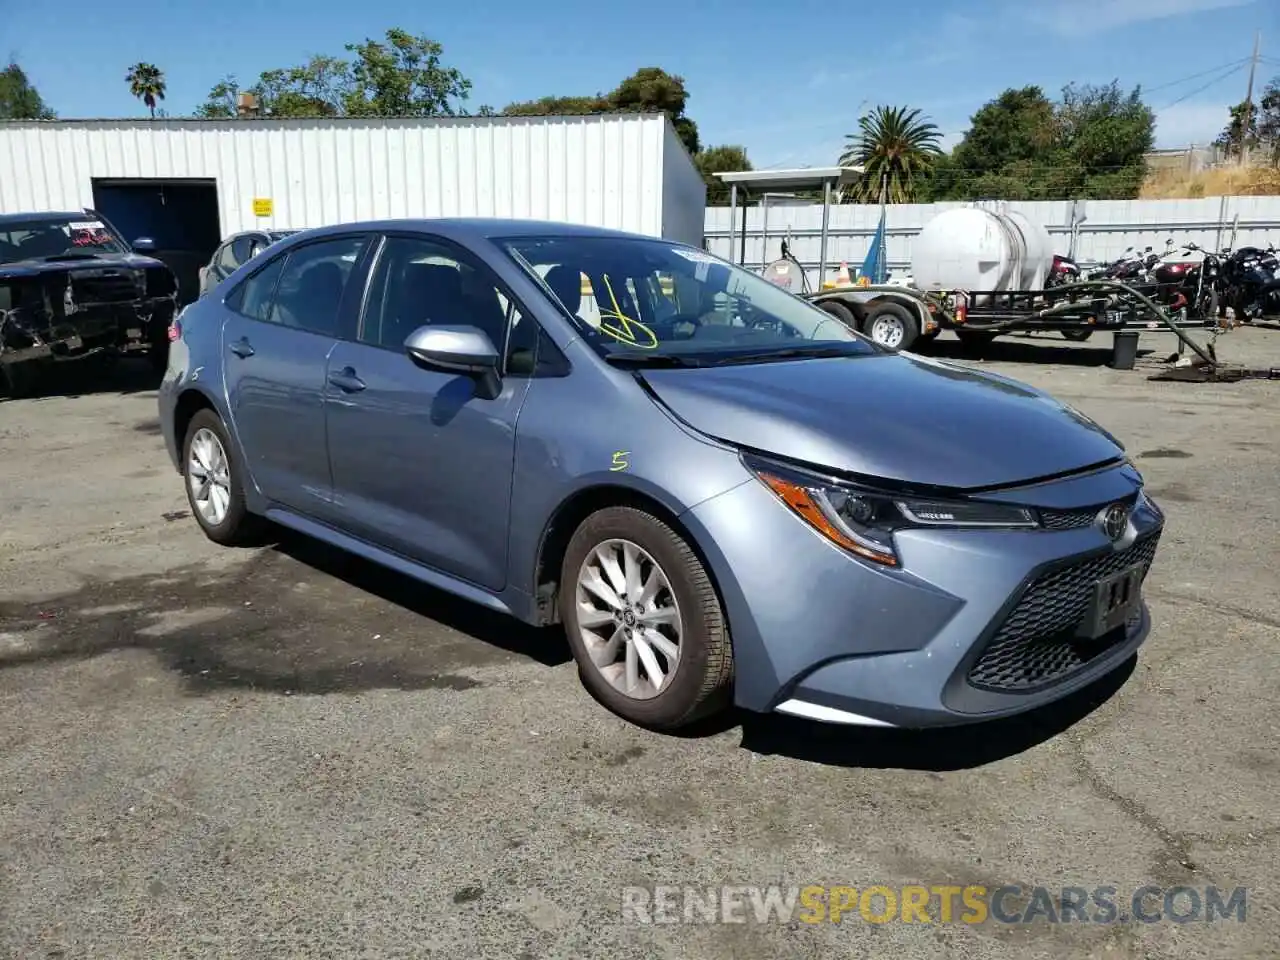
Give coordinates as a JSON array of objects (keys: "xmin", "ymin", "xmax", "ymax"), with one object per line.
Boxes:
[
  {"xmin": 181, "ymin": 408, "xmax": 264, "ymax": 546},
  {"xmin": 560, "ymin": 506, "xmax": 732, "ymax": 731},
  {"xmin": 1061, "ymin": 329, "xmax": 1093, "ymax": 342},
  {"xmin": 863, "ymin": 302, "xmax": 920, "ymax": 350}
]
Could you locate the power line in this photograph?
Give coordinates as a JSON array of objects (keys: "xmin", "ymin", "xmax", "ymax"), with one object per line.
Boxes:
[
  {"xmin": 1143, "ymin": 57, "xmax": 1252, "ymax": 93},
  {"xmin": 1161, "ymin": 61, "xmax": 1249, "ymax": 110}
]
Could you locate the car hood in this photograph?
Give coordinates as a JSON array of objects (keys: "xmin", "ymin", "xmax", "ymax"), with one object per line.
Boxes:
[
  {"xmin": 639, "ymin": 352, "xmax": 1124, "ymax": 491},
  {"xmin": 0, "ymin": 251, "xmax": 167, "ymax": 279}
]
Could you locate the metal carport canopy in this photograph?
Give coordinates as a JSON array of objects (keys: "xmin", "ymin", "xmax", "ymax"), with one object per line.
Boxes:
[{"xmin": 713, "ymin": 166, "xmax": 862, "ymax": 287}]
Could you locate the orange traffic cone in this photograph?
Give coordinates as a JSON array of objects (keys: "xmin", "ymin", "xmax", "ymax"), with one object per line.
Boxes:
[{"xmin": 835, "ymin": 261, "xmax": 852, "ymax": 285}]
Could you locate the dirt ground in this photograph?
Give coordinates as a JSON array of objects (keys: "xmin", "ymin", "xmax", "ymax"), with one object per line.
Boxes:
[{"xmin": 2, "ymin": 327, "xmax": 1279, "ymax": 959}]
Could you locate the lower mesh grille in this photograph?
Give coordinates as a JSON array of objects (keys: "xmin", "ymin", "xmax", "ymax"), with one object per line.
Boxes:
[{"xmin": 967, "ymin": 533, "xmax": 1160, "ymax": 692}]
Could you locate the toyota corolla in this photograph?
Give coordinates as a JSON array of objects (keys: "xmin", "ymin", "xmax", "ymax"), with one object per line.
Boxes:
[{"xmin": 157, "ymin": 219, "xmax": 1164, "ymax": 731}]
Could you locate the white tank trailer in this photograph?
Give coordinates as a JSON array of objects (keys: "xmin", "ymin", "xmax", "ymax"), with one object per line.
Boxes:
[{"xmin": 910, "ymin": 207, "xmax": 1056, "ymax": 305}]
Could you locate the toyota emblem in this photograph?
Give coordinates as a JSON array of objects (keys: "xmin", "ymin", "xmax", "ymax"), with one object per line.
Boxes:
[{"xmin": 1099, "ymin": 503, "xmax": 1130, "ymax": 541}]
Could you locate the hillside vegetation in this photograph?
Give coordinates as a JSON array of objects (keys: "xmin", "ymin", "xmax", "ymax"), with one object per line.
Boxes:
[{"xmin": 1141, "ymin": 164, "xmax": 1280, "ymax": 199}]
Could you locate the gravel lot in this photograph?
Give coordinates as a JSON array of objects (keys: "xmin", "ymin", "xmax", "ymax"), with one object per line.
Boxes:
[{"xmin": 2, "ymin": 329, "xmax": 1279, "ymax": 959}]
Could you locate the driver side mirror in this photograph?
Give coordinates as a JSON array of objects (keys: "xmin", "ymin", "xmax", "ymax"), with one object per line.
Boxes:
[
  {"xmin": 132, "ymin": 236, "xmax": 157, "ymax": 253},
  {"xmin": 404, "ymin": 324, "xmax": 502, "ymax": 398}
]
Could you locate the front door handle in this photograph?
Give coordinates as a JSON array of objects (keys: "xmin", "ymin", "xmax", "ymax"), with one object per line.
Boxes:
[
  {"xmin": 229, "ymin": 337, "xmax": 255, "ymax": 358},
  {"xmin": 327, "ymin": 367, "xmax": 366, "ymax": 393}
]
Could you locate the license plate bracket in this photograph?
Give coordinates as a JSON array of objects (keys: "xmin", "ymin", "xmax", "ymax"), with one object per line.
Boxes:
[{"xmin": 1079, "ymin": 563, "xmax": 1146, "ymax": 639}]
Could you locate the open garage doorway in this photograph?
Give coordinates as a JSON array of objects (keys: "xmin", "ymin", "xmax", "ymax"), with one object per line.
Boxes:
[{"xmin": 91, "ymin": 178, "xmax": 220, "ymax": 306}]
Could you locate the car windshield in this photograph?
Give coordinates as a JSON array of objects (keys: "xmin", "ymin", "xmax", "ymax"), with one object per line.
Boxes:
[
  {"xmin": 0, "ymin": 216, "xmax": 129, "ymax": 263},
  {"xmin": 501, "ymin": 235, "xmax": 877, "ymax": 364}
]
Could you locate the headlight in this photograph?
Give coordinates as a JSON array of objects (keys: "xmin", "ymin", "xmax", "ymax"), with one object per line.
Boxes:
[{"xmin": 743, "ymin": 454, "xmax": 1037, "ymax": 567}]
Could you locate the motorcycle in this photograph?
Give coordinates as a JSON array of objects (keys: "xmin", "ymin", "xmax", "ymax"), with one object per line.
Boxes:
[
  {"xmin": 1221, "ymin": 242, "xmax": 1280, "ymax": 322},
  {"xmin": 1151, "ymin": 242, "xmax": 1223, "ymax": 325},
  {"xmin": 1046, "ymin": 252, "xmax": 1082, "ymax": 288}
]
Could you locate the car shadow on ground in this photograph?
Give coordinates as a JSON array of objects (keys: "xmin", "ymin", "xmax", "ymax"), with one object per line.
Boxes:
[
  {"xmin": 722, "ymin": 657, "xmax": 1135, "ymax": 770},
  {"xmin": 269, "ymin": 528, "xmax": 573, "ymax": 669},
  {"xmin": 921, "ymin": 335, "xmax": 1156, "ymax": 368},
  {"xmin": 0, "ymin": 355, "xmax": 162, "ymax": 402}
]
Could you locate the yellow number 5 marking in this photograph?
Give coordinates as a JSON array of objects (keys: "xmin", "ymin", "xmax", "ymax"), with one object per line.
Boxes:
[{"xmin": 611, "ymin": 451, "xmax": 630, "ymax": 472}]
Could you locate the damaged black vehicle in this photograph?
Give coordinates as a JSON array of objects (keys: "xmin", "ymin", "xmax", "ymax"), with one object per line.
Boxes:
[{"xmin": 0, "ymin": 209, "xmax": 179, "ymax": 397}]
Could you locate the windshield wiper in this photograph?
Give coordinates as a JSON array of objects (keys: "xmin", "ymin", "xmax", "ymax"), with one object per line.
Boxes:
[
  {"xmin": 603, "ymin": 351, "xmax": 705, "ymax": 368},
  {"xmin": 41, "ymin": 253, "xmax": 108, "ymax": 261},
  {"xmin": 710, "ymin": 346, "xmax": 862, "ymax": 366}
]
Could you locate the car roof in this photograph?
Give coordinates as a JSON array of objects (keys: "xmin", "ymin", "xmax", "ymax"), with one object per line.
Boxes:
[
  {"xmin": 0, "ymin": 210, "xmax": 89, "ymax": 224},
  {"xmin": 279, "ymin": 218, "xmax": 663, "ymax": 245}
]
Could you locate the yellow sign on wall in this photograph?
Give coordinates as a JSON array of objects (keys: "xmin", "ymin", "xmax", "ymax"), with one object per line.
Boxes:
[{"xmin": 252, "ymin": 198, "xmax": 273, "ymax": 217}]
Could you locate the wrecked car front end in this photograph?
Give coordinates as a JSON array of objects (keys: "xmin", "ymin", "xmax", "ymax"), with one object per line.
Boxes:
[{"xmin": 1, "ymin": 258, "xmax": 178, "ymax": 394}]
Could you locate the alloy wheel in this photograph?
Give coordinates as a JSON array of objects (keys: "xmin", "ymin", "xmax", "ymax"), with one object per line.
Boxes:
[
  {"xmin": 187, "ymin": 427, "xmax": 232, "ymax": 526},
  {"xmin": 574, "ymin": 538, "xmax": 683, "ymax": 699}
]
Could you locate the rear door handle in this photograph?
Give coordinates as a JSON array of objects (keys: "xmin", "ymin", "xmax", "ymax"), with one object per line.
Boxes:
[
  {"xmin": 327, "ymin": 367, "xmax": 366, "ymax": 393},
  {"xmin": 230, "ymin": 338, "xmax": 255, "ymax": 358}
]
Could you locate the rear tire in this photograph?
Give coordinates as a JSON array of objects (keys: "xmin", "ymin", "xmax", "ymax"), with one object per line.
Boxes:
[
  {"xmin": 863, "ymin": 302, "xmax": 920, "ymax": 351},
  {"xmin": 817, "ymin": 299, "xmax": 858, "ymax": 331},
  {"xmin": 181, "ymin": 408, "xmax": 265, "ymax": 546},
  {"xmin": 560, "ymin": 506, "xmax": 733, "ymax": 731}
]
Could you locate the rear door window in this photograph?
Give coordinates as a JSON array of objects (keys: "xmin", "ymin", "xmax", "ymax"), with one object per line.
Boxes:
[{"xmin": 268, "ymin": 236, "xmax": 369, "ymax": 337}]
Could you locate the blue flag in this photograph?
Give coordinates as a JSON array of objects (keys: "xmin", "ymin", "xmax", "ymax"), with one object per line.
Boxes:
[{"xmin": 859, "ymin": 209, "xmax": 887, "ymax": 284}]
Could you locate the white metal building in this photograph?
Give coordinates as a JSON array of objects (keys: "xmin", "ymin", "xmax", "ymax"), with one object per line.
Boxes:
[{"xmin": 0, "ymin": 113, "xmax": 706, "ymax": 256}]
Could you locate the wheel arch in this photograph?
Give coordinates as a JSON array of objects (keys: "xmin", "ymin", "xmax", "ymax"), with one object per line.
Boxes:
[
  {"xmin": 531, "ymin": 481, "xmax": 732, "ymax": 634},
  {"xmin": 172, "ymin": 386, "xmax": 219, "ymax": 459}
]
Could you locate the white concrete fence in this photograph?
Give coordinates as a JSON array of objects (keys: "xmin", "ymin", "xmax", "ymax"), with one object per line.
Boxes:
[{"xmin": 703, "ymin": 195, "xmax": 1280, "ymax": 289}]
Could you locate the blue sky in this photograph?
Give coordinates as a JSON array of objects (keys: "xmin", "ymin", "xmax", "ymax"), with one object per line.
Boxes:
[{"xmin": 6, "ymin": 0, "xmax": 1275, "ymax": 167}]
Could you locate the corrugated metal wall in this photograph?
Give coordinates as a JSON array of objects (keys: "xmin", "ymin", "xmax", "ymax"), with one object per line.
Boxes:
[
  {"xmin": 0, "ymin": 114, "xmax": 701, "ymax": 244},
  {"xmin": 704, "ymin": 196, "xmax": 1280, "ymax": 288}
]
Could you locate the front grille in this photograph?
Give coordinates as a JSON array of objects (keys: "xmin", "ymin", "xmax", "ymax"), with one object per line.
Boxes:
[
  {"xmin": 967, "ymin": 533, "xmax": 1161, "ymax": 693},
  {"xmin": 70, "ymin": 270, "xmax": 144, "ymax": 303},
  {"xmin": 1038, "ymin": 494, "xmax": 1137, "ymax": 531}
]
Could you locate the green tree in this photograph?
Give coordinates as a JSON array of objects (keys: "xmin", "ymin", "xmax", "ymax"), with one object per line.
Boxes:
[
  {"xmin": 933, "ymin": 80, "xmax": 1155, "ymax": 200},
  {"xmin": 694, "ymin": 145, "xmax": 751, "ymax": 203},
  {"xmin": 839, "ymin": 105, "xmax": 943, "ymax": 203},
  {"xmin": 1216, "ymin": 75, "xmax": 1280, "ymax": 163},
  {"xmin": 501, "ymin": 67, "xmax": 700, "ymax": 156},
  {"xmin": 194, "ymin": 29, "xmax": 474, "ymax": 119},
  {"xmin": 0, "ymin": 62, "xmax": 55, "ymax": 119},
  {"xmin": 126, "ymin": 62, "xmax": 166, "ymax": 118},
  {"xmin": 342, "ymin": 29, "xmax": 471, "ymax": 116}
]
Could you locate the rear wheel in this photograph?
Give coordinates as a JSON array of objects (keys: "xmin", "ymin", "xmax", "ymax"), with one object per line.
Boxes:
[
  {"xmin": 864, "ymin": 302, "xmax": 920, "ymax": 351},
  {"xmin": 817, "ymin": 299, "xmax": 858, "ymax": 331},
  {"xmin": 560, "ymin": 506, "xmax": 732, "ymax": 731},
  {"xmin": 182, "ymin": 408, "xmax": 265, "ymax": 546}
]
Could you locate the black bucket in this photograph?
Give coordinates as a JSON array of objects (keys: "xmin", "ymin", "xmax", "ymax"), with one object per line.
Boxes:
[{"xmin": 1110, "ymin": 331, "xmax": 1140, "ymax": 370}]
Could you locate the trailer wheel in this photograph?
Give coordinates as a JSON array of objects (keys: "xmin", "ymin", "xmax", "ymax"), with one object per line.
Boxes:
[
  {"xmin": 1061, "ymin": 330, "xmax": 1093, "ymax": 342},
  {"xmin": 864, "ymin": 302, "xmax": 919, "ymax": 351},
  {"xmin": 817, "ymin": 299, "xmax": 858, "ymax": 331}
]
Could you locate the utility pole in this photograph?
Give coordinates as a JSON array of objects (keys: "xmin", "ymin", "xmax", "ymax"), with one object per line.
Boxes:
[{"xmin": 1241, "ymin": 31, "xmax": 1261, "ymax": 166}]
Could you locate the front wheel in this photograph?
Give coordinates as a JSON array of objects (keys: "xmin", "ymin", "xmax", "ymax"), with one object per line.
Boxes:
[
  {"xmin": 1061, "ymin": 329, "xmax": 1093, "ymax": 342},
  {"xmin": 560, "ymin": 506, "xmax": 732, "ymax": 731},
  {"xmin": 863, "ymin": 302, "xmax": 920, "ymax": 351}
]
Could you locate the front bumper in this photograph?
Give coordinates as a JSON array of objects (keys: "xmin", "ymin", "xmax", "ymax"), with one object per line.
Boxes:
[{"xmin": 682, "ymin": 464, "xmax": 1163, "ymax": 728}]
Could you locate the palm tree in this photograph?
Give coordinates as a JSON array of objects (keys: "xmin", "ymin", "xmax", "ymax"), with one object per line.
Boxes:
[
  {"xmin": 126, "ymin": 63, "xmax": 166, "ymax": 119},
  {"xmin": 839, "ymin": 105, "xmax": 942, "ymax": 203}
]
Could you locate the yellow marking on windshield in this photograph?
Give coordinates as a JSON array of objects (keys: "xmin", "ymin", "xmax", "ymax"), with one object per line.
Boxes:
[{"xmin": 597, "ymin": 274, "xmax": 658, "ymax": 349}]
